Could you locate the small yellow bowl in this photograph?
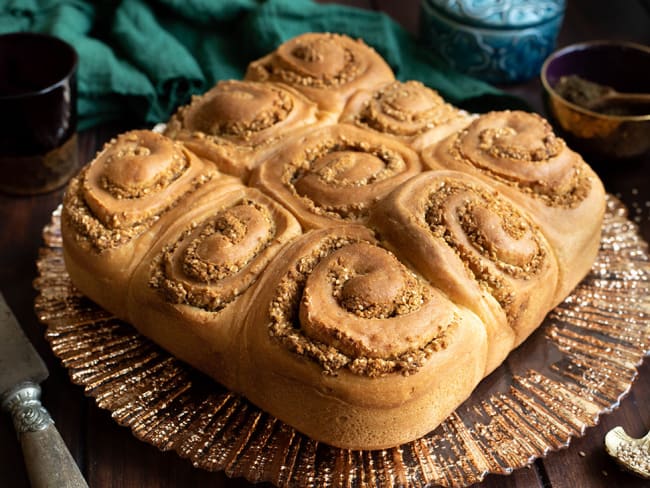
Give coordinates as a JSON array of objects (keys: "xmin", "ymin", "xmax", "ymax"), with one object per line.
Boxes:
[{"xmin": 541, "ymin": 40, "xmax": 650, "ymax": 162}]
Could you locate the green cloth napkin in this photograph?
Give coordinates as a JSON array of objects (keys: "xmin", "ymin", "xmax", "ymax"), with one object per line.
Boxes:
[{"xmin": 0, "ymin": 0, "xmax": 528, "ymax": 130}]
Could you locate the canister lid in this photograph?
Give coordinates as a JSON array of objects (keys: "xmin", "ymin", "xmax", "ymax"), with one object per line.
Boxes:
[{"xmin": 423, "ymin": 0, "xmax": 565, "ymax": 28}]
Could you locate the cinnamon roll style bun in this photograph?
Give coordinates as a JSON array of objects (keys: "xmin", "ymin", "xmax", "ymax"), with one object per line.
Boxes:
[
  {"xmin": 423, "ymin": 110, "xmax": 605, "ymax": 302},
  {"xmin": 165, "ymin": 80, "xmax": 331, "ymax": 180},
  {"xmin": 245, "ymin": 32, "xmax": 395, "ymax": 114},
  {"xmin": 241, "ymin": 225, "xmax": 488, "ymax": 449},
  {"xmin": 62, "ymin": 130, "xmax": 238, "ymax": 314},
  {"xmin": 340, "ymin": 80, "xmax": 475, "ymax": 150},
  {"xmin": 250, "ymin": 123, "xmax": 421, "ymax": 229},
  {"xmin": 58, "ymin": 34, "xmax": 608, "ymax": 452},
  {"xmin": 370, "ymin": 171, "xmax": 559, "ymax": 373},
  {"xmin": 128, "ymin": 187, "xmax": 301, "ymax": 389}
]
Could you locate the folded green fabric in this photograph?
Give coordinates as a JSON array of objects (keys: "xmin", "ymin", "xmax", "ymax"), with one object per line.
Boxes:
[{"xmin": 0, "ymin": 0, "xmax": 528, "ymax": 130}]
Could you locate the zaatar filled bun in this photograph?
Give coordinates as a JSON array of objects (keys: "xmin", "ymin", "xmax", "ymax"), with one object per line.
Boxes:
[
  {"xmin": 164, "ymin": 80, "xmax": 333, "ymax": 180},
  {"xmin": 128, "ymin": 187, "xmax": 301, "ymax": 390},
  {"xmin": 421, "ymin": 110, "xmax": 606, "ymax": 302},
  {"xmin": 240, "ymin": 225, "xmax": 487, "ymax": 449},
  {"xmin": 249, "ymin": 123, "xmax": 421, "ymax": 229},
  {"xmin": 61, "ymin": 129, "xmax": 239, "ymax": 314},
  {"xmin": 369, "ymin": 170, "xmax": 559, "ymax": 373},
  {"xmin": 340, "ymin": 80, "xmax": 476, "ymax": 150},
  {"xmin": 61, "ymin": 34, "xmax": 605, "ymax": 450},
  {"xmin": 245, "ymin": 32, "xmax": 395, "ymax": 114}
]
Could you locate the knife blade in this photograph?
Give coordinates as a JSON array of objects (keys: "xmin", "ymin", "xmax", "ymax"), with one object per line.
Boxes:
[
  {"xmin": 0, "ymin": 292, "xmax": 48, "ymax": 395},
  {"xmin": 0, "ymin": 291, "xmax": 88, "ymax": 488}
]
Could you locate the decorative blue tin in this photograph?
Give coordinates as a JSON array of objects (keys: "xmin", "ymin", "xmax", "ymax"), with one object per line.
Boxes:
[{"xmin": 419, "ymin": 0, "xmax": 565, "ymax": 83}]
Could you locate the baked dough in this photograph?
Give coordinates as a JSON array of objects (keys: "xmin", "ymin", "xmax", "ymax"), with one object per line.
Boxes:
[
  {"xmin": 240, "ymin": 225, "xmax": 488, "ymax": 449},
  {"xmin": 245, "ymin": 32, "xmax": 395, "ymax": 114},
  {"xmin": 422, "ymin": 110, "xmax": 606, "ymax": 303},
  {"xmin": 128, "ymin": 186, "xmax": 301, "ymax": 390},
  {"xmin": 164, "ymin": 80, "xmax": 333, "ymax": 180},
  {"xmin": 340, "ymin": 80, "xmax": 476, "ymax": 150},
  {"xmin": 62, "ymin": 129, "xmax": 239, "ymax": 314},
  {"xmin": 369, "ymin": 170, "xmax": 559, "ymax": 373},
  {"xmin": 249, "ymin": 123, "xmax": 422, "ymax": 229},
  {"xmin": 61, "ymin": 33, "xmax": 606, "ymax": 450}
]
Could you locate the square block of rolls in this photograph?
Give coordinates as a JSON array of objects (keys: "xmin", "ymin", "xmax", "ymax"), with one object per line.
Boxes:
[{"xmin": 61, "ymin": 32, "xmax": 606, "ymax": 450}]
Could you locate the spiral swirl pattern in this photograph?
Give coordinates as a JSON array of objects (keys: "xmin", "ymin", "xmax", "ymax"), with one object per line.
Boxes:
[
  {"xmin": 424, "ymin": 111, "xmax": 592, "ymax": 208},
  {"xmin": 180, "ymin": 81, "xmax": 295, "ymax": 140},
  {"xmin": 164, "ymin": 81, "xmax": 325, "ymax": 179},
  {"xmin": 63, "ymin": 130, "xmax": 215, "ymax": 251},
  {"xmin": 251, "ymin": 124, "xmax": 421, "ymax": 228},
  {"xmin": 424, "ymin": 180, "xmax": 549, "ymax": 315},
  {"xmin": 346, "ymin": 80, "xmax": 461, "ymax": 137},
  {"xmin": 266, "ymin": 227, "xmax": 458, "ymax": 376},
  {"xmin": 370, "ymin": 171, "xmax": 559, "ymax": 365},
  {"xmin": 149, "ymin": 190, "xmax": 298, "ymax": 312},
  {"xmin": 59, "ymin": 33, "xmax": 607, "ymax": 451},
  {"xmin": 245, "ymin": 33, "xmax": 394, "ymax": 112}
]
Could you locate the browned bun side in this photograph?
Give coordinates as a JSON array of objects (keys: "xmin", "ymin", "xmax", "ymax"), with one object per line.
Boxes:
[
  {"xmin": 61, "ymin": 130, "xmax": 238, "ymax": 314},
  {"xmin": 164, "ymin": 80, "xmax": 334, "ymax": 181},
  {"xmin": 245, "ymin": 32, "xmax": 395, "ymax": 114},
  {"xmin": 370, "ymin": 171, "xmax": 560, "ymax": 372},
  {"xmin": 249, "ymin": 123, "xmax": 421, "ymax": 229},
  {"xmin": 239, "ymin": 225, "xmax": 488, "ymax": 450},
  {"xmin": 340, "ymin": 80, "xmax": 476, "ymax": 150},
  {"xmin": 127, "ymin": 187, "xmax": 301, "ymax": 390},
  {"xmin": 422, "ymin": 110, "xmax": 606, "ymax": 304}
]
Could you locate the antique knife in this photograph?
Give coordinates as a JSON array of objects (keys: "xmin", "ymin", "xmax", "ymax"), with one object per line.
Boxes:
[{"xmin": 0, "ymin": 292, "xmax": 88, "ymax": 488}]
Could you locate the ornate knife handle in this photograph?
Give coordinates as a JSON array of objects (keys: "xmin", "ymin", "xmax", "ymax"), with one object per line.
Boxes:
[{"xmin": 2, "ymin": 382, "xmax": 89, "ymax": 488}]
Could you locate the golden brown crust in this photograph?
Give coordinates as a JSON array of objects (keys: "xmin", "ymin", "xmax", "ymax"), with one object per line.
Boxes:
[
  {"xmin": 245, "ymin": 33, "xmax": 395, "ymax": 114},
  {"xmin": 369, "ymin": 171, "xmax": 560, "ymax": 372},
  {"xmin": 165, "ymin": 80, "xmax": 334, "ymax": 180},
  {"xmin": 61, "ymin": 130, "xmax": 240, "ymax": 313},
  {"xmin": 61, "ymin": 36, "xmax": 606, "ymax": 451},
  {"xmin": 240, "ymin": 226, "xmax": 488, "ymax": 449},
  {"xmin": 69, "ymin": 130, "xmax": 215, "ymax": 247},
  {"xmin": 250, "ymin": 123, "xmax": 421, "ymax": 229},
  {"xmin": 127, "ymin": 187, "xmax": 301, "ymax": 390},
  {"xmin": 422, "ymin": 110, "xmax": 606, "ymax": 303},
  {"xmin": 340, "ymin": 80, "xmax": 476, "ymax": 150}
]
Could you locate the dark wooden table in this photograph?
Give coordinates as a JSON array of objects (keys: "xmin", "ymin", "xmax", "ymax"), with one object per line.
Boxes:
[{"xmin": 1, "ymin": 1, "xmax": 649, "ymax": 486}]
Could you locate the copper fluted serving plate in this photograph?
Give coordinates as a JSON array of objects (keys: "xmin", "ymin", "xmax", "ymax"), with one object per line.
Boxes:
[{"xmin": 34, "ymin": 195, "xmax": 650, "ymax": 488}]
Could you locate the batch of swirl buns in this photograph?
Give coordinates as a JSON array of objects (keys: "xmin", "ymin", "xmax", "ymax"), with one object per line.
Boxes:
[{"xmin": 62, "ymin": 33, "xmax": 606, "ymax": 450}]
